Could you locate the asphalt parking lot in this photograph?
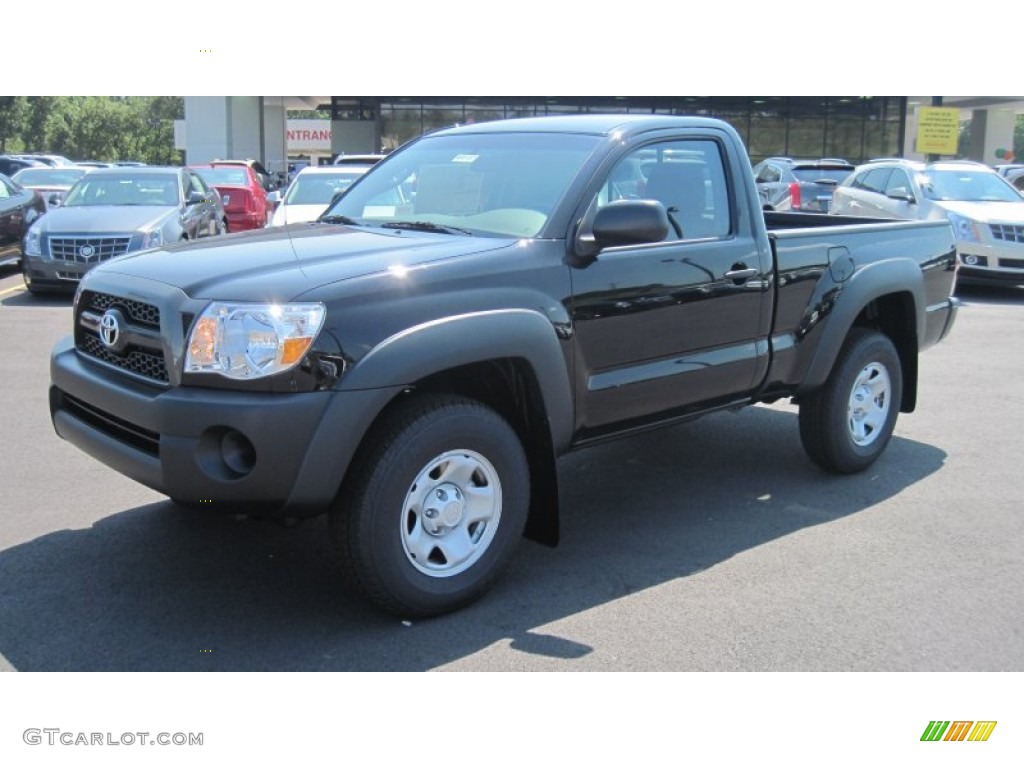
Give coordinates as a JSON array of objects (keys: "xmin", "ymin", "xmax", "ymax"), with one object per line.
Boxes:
[{"xmin": 0, "ymin": 265, "xmax": 1022, "ymax": 672}]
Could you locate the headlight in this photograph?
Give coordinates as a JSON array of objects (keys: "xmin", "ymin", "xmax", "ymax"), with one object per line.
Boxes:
[
  {"xmin": 23, "ymin": 223, "xmax": 42, "ymax": 257},
  {"xmin": 184, "ymin": 302, "xmax": 326, "ymax": 380},
  {"xmin": 946, "ymin": 212, "xmax": 981, "ymax": 243},
  {"xmin": 141, "ymin": 229, "xmax": 164, "ymax": 249}
]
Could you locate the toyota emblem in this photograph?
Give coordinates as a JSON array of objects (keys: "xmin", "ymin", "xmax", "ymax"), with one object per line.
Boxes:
[
  {"xmin": 99, "ymin": 310, "xmax": 120, "ymax": 349},
  {"xmin": 79, "ymin": 244, "xmax": 95, "ymax": 258}
]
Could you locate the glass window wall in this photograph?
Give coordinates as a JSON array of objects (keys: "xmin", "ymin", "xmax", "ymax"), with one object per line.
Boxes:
[{"xmin": 347, "ymin": 96, "xmax": 908, "ymax": 164}]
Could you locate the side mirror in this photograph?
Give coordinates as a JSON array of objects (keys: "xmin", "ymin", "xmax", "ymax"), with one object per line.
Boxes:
[
  {"xmin": 886, "ymin": 187, "xmax": 916, "ymax": 204},
  {"xmin": 48, "ymin": 193, "xmax": 62, "ymax": 207},
  {"xmin": 186, "ymin": 191, "xmax": 206, "ymax": 206},
  {"xmin": 267, "ymin": 190, "xmax": 282, "ymax": 203},
  {"xmin": 592, "ymin": 199, "xmax": 670, "ymax": 249}
]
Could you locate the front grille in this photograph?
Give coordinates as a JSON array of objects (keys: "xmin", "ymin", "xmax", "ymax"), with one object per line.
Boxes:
[
  {"xmin": 50, "ymin": 235, "xmax": 132, "ymax": 263},
  {"xmin": 990, "ymin": 224, "xmax": 1024, "ymax": 244},
  {"xmin": 59, "ymin": 391, "xmax": 160, "ymax": 456},
  {"xmin": 75, "ymin": 290, "xmax": 169, "ymax": 384},
  {"xmin": 1000, "ymin": 258, "xmax": 1024, "ymax": 269},
  {"xmin": 82, "ymin": 290, "xmax": 161, "ymax": 328},
  {"xmin": 78, "ymin": 334, "xmax": 169, "ymax": 382}
]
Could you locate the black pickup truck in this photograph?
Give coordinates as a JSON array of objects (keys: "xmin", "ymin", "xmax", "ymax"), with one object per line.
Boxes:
[{"xmin": 50, "ymin": 115, "xmax": 959, "ymax": 616}]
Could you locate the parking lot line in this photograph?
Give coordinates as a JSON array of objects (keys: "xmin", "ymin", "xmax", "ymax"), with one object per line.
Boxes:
[{"xmin": 0, "ymin": 284, "xmax": 26, "ymax": 297}]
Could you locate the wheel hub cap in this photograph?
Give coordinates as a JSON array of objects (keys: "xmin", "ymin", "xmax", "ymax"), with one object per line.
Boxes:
[
  {"xmin": 423, "ymin": 484, "xmax": 464, "ymax": 535},
  {"xmin": 847, "ymin": 362, "xmax": 891, "ymax": 447},
  {"xmin": 400, "ymin": 450, "xmax": 502, "ymax": 578}
]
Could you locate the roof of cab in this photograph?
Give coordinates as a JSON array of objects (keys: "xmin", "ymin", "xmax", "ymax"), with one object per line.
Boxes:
[{"xmin": 431, "ymin": 114, "xmax": 735, "ymax": 138}]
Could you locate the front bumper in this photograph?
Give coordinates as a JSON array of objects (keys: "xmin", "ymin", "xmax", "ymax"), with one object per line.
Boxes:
[
  {"xmin": 50, "ymin": 336, "xmax": 402, "ymax": 516},
  {"xmin": 22, "ymin": 253, "xmax": 90, "ymax": 291},
  {"xmin": 956, "ymin": 241, "xmax": 1024, "ymax": 285}
]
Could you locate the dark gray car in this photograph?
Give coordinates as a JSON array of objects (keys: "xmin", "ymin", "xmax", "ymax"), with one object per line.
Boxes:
[
  {"xmin": 753, "ymin": 157, "xmax": 855, "ymax": 213},
  {"xmin": 21, "ymin": 166, "xmax": 225, "ymax": 294}
]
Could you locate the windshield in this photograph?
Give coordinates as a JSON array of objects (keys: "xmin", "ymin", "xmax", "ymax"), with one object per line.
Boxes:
[
  {"xmin": 285, "ymin": 170, "xmax": 366, "ymax": 205},
  {"xmin": 63, "ymin": 174, "xmax": 180, "ymax": 207},
  {"xmin": 13, "ymin": 168, "xmax": 88, "ymax": 186},
  {"xmin": 918, "ymin": 170, "xmax": 1022, "ymax": 202},
  {"xmin": 194, "ymin": 167, "xmax": 249, "ymax": 186},
  {"xmin": 323, "ymin": 132, "xmax": 600, "ymax": 237}
]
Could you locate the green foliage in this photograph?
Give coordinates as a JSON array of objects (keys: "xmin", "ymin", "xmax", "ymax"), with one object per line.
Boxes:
[
  {"xmin": 2, "ymin": 96, "xmax": 183, "ymax": 164},
  {"xmin": 0, "ymin": 96, "xmax": 27, "ymax": 153}
]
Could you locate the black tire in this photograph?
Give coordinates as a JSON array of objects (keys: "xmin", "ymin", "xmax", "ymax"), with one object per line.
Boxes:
[
  {"xmin": 330, "ymin": 394, "xmax": 530, "ymax": 617},
  {"xmin": 799, "ymin": 328, "xmax": 903, "ymax": 474}
]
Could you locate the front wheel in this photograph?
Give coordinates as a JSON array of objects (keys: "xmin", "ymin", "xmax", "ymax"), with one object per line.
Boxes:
[
  {"xmin": 799, "ymin": 328, "xmax": 903, "ymax": 474},
  {"xmin": 330, "ymin": 394, "xmax": 530, "ymax": 617}
]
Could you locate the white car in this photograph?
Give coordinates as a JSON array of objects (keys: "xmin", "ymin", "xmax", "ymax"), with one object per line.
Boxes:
[
  {"xmin": 269, "ymin": 165, "xmax": 376, "ymax": 226},
  {"xmin": 830, "ymin": 159, "xmax": 1024, "ymax": 286}
]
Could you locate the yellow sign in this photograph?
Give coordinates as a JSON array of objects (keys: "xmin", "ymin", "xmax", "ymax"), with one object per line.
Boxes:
[{"xmin": 916, "ymin": 107, "xmax": 960, "ymax": 155}]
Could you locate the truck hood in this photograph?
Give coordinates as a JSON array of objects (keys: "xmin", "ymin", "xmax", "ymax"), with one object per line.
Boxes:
[
  {"xmin": 94, "ymin": 222, "xmax": 514, "ymax": 301},
  {"xmin": 35, "ymin": 205, "xmax": 176, "ymax": 233},
  {"xmin": 934, "ymin": 200, "xmax": 1024, "ymax": 224}
]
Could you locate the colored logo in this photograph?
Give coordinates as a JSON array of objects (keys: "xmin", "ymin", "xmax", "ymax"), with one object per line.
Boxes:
[{"xmin": 921, "ymin": 721, "xmax": 997, "ymax": 742}]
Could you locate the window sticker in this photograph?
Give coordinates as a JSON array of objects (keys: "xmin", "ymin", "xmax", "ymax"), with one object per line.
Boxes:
[{"xmin": 451, "ymin": 154, "xmax": 479, "ymax": 164}]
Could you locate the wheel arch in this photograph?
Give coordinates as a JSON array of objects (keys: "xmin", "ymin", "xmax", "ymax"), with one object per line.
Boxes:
[
  {"xmin": 337, "ymin": 309, "xmax": 574, "ymax": 546},
  {"xmin": 798, "ymin": 259, "xmax": 924, "ymax": 412}
]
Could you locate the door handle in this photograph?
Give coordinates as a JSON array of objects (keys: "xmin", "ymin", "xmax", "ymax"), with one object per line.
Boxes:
[{"xmin": 724, "ymin": 267, "xmax": 759, "ymax": 280}]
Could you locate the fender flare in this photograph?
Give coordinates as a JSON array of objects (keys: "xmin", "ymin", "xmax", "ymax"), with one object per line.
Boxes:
[
  {"xmin": 797, "ymin": 258, "xmax": 924, "ymax": 395},
  {"xmin": 341, "ymin": 308, "xmax": 574, "ymax": 453}
]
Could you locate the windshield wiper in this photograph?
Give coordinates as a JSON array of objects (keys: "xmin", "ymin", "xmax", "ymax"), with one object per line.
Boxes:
[
  {"xmin": 379, "ymin": 221, "xmax": 473, "ymax": 235},
  {"xmin": 318, "ymin": 214, "xmax": 362, "ymax": 225}
]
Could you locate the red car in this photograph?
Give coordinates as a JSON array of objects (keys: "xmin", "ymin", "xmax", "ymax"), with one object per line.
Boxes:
[{"xmin": 189, "ymin": 162, "xmax": 269, "ymax": 231}]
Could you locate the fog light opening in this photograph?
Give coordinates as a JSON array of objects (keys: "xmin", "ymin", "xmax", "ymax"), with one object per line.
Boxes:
[
  {"xmin": 962, "ymin": 254, "xmax": 979, "ymax": 266},
  {"xmin": 221, "ymin": 430, "xmax": 256, "ymax": 476}
]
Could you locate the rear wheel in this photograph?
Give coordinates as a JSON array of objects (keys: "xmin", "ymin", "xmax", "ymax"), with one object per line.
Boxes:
[
  {"xmin": 799, "ymin": 328, "xmax": 902, "ymax": 474},
  {"xmin": 330, "ymin": 394, "xmax": 529, "ymax": 617}
]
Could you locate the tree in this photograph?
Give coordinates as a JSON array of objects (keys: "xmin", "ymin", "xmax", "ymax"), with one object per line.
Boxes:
[
  {"xmin": 0, "ymin": 96, "xmax": 26, "ymax": 153},
  {"xmin": 22, "ymin": 97, "xmax": 61, "ymax": 152}
]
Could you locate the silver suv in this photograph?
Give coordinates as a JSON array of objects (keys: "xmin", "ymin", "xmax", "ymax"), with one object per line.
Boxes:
[{"xmin": 830, "ymin": 159, "xmax": 1024, "ymax": 286}]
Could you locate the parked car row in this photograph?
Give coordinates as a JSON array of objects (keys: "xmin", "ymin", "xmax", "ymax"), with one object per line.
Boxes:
[
  {"xmin": 269, "ymin": 161, "xmax": 381, "ymax": 226},
  {"xmin": 829, "ymin": 159, "xmax": 1024, "ymax": 286},
  {"xmin": 752, "ymin": 157, "xmax": 855, "ymax": 212},
  {"xmin": 8, "ymin": 138, "xmax": 1024, "ymax": 296},
  {"xmin": 20, "ymin": 166, "xmax": 227, "ymax": 294},
  {"xmin": 749, "ymin": 152, "xmax": 1024, "ymax": 287}
]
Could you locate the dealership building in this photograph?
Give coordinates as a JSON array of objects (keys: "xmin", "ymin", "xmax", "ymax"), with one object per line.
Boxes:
[{"xmin": 180, "ymin": 96, "xmax": 1023, "ymax": 178}]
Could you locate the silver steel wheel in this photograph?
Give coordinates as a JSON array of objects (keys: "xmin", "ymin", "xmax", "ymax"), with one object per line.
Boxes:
[
  {"xmin": 399, "ymin": 449, "xmax": 502, "ymax": 578},
  {"xmin": 847, "ymin": 361, "xmax": 892, "ymax": 447}
]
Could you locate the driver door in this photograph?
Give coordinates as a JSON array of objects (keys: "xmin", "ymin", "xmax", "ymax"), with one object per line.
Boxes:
[{"xmin": 570, "ymin": 137, "xmax": 771, "ymax": 439}]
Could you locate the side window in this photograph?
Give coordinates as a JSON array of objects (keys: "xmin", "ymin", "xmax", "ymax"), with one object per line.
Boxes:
[
  {"xmin": 180, "ymin": 173, "xmax": 190, "ymax": 202},
  {"xmin": 188, "ymin": 173, "xmax": 207, "ymax": 196},
  {"xmin": 595, "ymin": 139, "xmax": 731, "ymax": 241},
  {"xmin": 884, "ymin": 169, "xmax": 912, "ymax": 197},
  {"xmin": 859, "ymin": 168, "xmax": 893, "ymax": 194},
  {"xmin": 0, "ymin": 178, "xmax": 11, "ymax": 199}
]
